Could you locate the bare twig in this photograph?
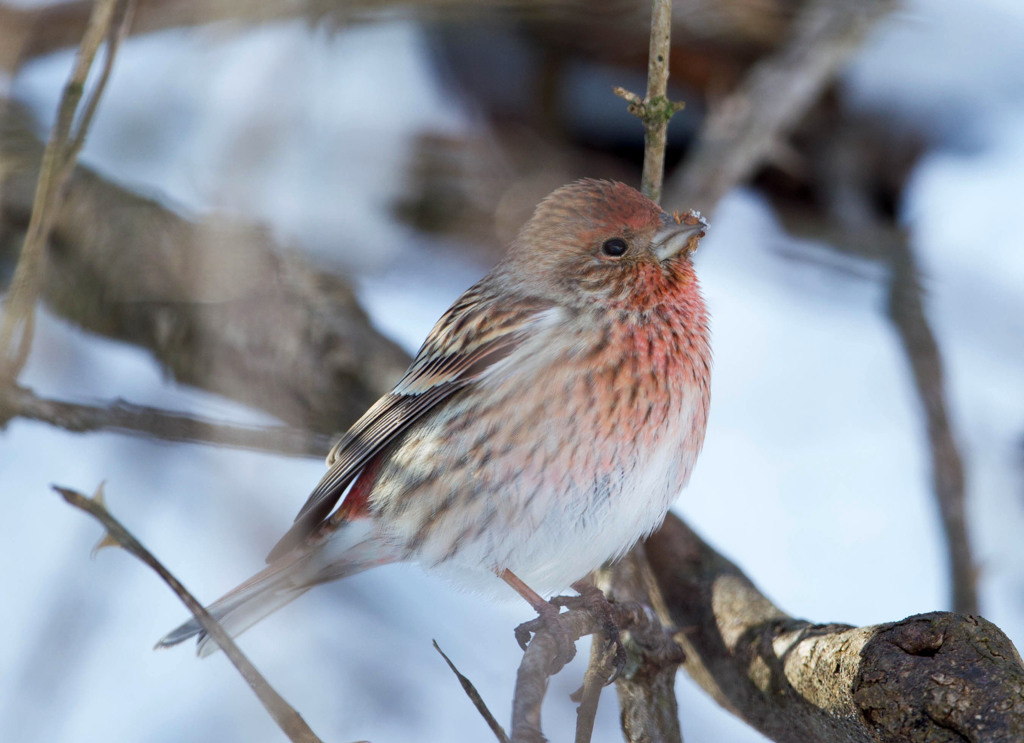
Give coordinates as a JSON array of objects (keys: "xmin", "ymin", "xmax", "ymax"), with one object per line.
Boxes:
[
  {"xmin": 670, "ymin": 0, "xmax": 893, "ymax": 214},
  {"xmin": 510, "ymin": 602, "xmax": 668, "ymax": 743},
  {"xmin": 433, "ymin": 640, "xmax": 510, "ymax": 743},
  {"xmin": 54, "ymin": 484, "xmax": 325, "ymax": 743},
  {"xmin": 0, "ymin": 383, "xmax": 333, "ymax": 457},
  {"xmin": 572, "ymin": 636, "xmax": 612, "ymax": 743},
  {"xmin": 614, "ymin": 0, "xmax": 684, "ymax": 202},
  {"xmin": 0, "ymin": 0, "xmax": 135, "ymax": 379},
  {"xmin": 772, "ymin": 112, "xmax": 978, "ymax": 615},
  {"xmin": 511, "ymin": 607, "xmax": 598, "ymax": 743},
  {"xmin": 887, "ymin": 239, "xmax": 976, "ymax": 614},
  {"xmin": 60, "ymin": 0, "xmax": 136, "ymax": 184}
]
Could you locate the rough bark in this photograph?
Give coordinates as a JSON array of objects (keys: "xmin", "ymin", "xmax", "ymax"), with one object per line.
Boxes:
[{"xmin": 643, "ymin": 514, "xmax": 1024, "ymax": 742}]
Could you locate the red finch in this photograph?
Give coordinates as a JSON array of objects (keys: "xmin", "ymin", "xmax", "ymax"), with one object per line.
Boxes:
[{"xmin": 160, "ymin": 179, "xmax": 710, "ymax": 656}]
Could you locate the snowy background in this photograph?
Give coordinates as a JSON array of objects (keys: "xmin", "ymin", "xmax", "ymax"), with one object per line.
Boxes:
[{"xmin": 2, "ymin": 0, "xmax": 1024, "ymax": 741}]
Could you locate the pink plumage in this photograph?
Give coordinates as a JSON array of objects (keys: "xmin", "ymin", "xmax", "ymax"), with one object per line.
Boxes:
[{"xmin": 159, "ymin": 179, "xmax": 710, "ymax": 656}]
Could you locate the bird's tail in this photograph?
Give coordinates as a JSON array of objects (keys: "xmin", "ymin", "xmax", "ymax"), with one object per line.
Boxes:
[{"xmin": 156, "ymin": 521, "xmax": 394, "ymax": 657}]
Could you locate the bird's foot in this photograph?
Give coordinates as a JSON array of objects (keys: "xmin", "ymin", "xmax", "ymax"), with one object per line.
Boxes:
[
  {"xmin": 514, "ymin": 600, "xmax": 577, "ymax": 674},
  {"xmin": 552, "ymin": 581, "xmax": 627, "ymax": 684}
]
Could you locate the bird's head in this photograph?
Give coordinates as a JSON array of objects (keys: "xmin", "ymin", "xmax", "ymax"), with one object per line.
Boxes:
[{"xmin": 503, "ymin": 179, "xmax": 707, "ymax": 309}]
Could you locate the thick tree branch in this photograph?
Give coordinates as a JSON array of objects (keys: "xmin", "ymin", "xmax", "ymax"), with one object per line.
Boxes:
[
  {"xmin": 641, "ymin": 513, "xmax": 1024, "ymax": 742},
  {"xmin": 0, "ymin": 102, "xmax": 411, "ymax": 435}
]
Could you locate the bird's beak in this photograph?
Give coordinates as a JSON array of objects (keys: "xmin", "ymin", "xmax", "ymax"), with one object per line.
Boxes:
[{"xmin": 652, "ymin": 210, "xmax": 708, "ymax": 262}]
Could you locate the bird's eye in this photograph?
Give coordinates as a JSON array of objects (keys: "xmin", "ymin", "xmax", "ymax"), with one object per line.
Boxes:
[{"xmin": 601, "ymin": 238, "xmax": 628, "ymax": 257}]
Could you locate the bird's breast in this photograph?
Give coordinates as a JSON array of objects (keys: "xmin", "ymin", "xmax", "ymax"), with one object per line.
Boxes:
[{"xmin": 368, "ymin": 294, "xmax": 711, "ymax": 591}]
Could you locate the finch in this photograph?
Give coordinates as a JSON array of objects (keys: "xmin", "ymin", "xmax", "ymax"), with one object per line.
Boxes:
[{"xmin": 159, "ymin": 178, "xmax": 711, "ymax": 656}]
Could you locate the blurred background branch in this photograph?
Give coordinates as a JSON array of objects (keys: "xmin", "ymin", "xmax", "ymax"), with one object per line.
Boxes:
[
  {"xmin": 0, "ymin": 384, "xmax": 333, "ymax": 456},
  {"xmin": 0, "ymin": 0, "xmax": 134, "ymax": 378},
  {"xmin": 0, "ymin": 101, "xmax": 411, "ymax": 432},
  {"xmin": 669, "ymin": 0, "xmax": 894, "ymax": 214}
]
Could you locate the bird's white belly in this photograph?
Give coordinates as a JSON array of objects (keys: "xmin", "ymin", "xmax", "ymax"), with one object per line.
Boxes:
[{"xmin": 400, "ymin": 404, "xmax": 694, "ymax": 597}]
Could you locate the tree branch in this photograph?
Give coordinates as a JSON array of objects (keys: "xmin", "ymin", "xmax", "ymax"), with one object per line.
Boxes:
[
  {"xmin": 669, "ymin": 0, "xmax": 893, "ymax": 214},
  {"xmin": 433, "ymin": 640, "xmax": 510, "ymax": 743},
  {"xmin": 0, "ymin": 0, "xmax": 134, "ymax": 379},
  {"xmin": 510, "ymin": 603, "xmax": 659, "ymax": 743},
  {"xmin": 613, "ymin": 0, "xmax": 685, "ymax": 203},
  {"xmin": 0, "ymin": 102, "xmax": 411, "ymax": 435},
  {"xmin": 0, "ymin": 383, "xmax": 332, "ymax": 457},
  {"xmin": 767, "ymin": 110, "xmax": 977, "ymax": 615},
  {"xmin": 54, "ymin": 484, "xmax": 326, "ymax": 743},
  {"xmin": 887, "ymin": 238, "xmax": 976, "ymax": 615},
  {"xmin": 641, "ymin": 513, "xmax": 1023, "ymax": 742},
  {"xmin": 572, "ymin": 637, "xmax": 611, "ymax": 743},
  {"xmin": 600, "ymin": 549, "xmax": 686, "ymax": 743}
]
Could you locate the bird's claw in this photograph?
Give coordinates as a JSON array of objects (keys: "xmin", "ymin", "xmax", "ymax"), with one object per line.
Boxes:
[
  {"xmin": 513, "ymin": 604, "xmax": 577, "ymax": 674},
  {"xmin": 554, "ymin": 582, "xmax": 628, "ymax": 684}
]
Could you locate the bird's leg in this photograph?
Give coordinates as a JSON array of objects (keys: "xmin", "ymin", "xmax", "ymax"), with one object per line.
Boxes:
[
  {"xmin": 500, "ymin": 569, "xmax": 576, "ymax": 672},
  {"xmin": 551, "ymin": 579, "xmax": 627, "ymax": 684}
]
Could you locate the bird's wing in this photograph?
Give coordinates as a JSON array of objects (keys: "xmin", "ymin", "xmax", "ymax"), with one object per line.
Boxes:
[{"xmin": 266, "ymin": 286, "xmax": 555, "ymax": 562}]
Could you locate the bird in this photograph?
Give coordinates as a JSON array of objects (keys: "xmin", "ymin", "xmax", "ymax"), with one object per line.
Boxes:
[{"xmin": 158, "ymin": 178, "xmax": 711, "ymax": 658}]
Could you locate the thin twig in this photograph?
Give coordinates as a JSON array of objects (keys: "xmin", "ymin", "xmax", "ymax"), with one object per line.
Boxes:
[
  {"xmin": 510, "ymin": 603, "xmax": 653, "ymax": 743},
  {"xmin": 54, "ymin": 483, "xmax": 325, "ymax": 743},
  {"xmin": 573, "ymin": 636, "xmax": 609, "ymax": 743},
  {"xmin": 433, "ymin": 640, "xmax": 510, "ymax": 743},
  {"xmin": 777, "ymin": 113, "xmax": 979, "ymax": 615},
  {"xmin": 512, "ymin": 607, "xmax": 593, "ymax": 743},
  {"xmin": 887, "ymin": 239, "xmax": 976, "ymax": 614},
  {"xmin": 0, "ymin": 0, "xmax": 135, "ymax": 379},
  {"xmin": 0, "ymin": 383, "xmax": 333, "ymax": 458},
  {"xmin": 639, "ymin": 0, "xmax": 676, "ymax": 202},
  {"xmin": 614, "ymin": 0, "xmax": 684, "ymax": 203},
  {"xmin": 59, "ymin": 0, "xmax": 136, "ymax": 183}
]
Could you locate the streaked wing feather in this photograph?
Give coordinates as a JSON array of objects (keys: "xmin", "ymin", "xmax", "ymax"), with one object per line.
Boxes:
[{"xmin": 266, "ymin": 289, "xmax": 551, "ymax": 562}]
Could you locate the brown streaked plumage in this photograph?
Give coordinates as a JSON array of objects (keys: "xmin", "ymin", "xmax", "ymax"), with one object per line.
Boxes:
[{"xmin": 159, "ymin": 179, "xmax": 711, "ymax": 656}]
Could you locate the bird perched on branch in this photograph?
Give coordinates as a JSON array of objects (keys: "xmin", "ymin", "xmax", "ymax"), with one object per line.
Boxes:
[{"xmin": 159, "ymin": 179, "xmax": 711, "ymax": 661}]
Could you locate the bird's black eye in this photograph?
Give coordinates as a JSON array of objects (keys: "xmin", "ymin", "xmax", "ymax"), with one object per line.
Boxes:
[{"xmin": 601, "ymin": 238, "xmax": 628, "ymax": 257}]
